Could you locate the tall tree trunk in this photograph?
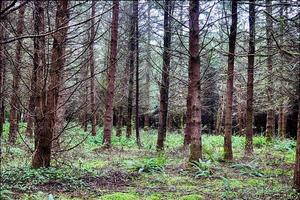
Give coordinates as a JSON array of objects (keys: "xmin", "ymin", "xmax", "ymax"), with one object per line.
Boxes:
[
  {"xmin": 135, "ymin": 0, "xmax": 141, "ymax": 147},
  {"xmin": 102, "ymin": 0, "xmax": 119, "ymax": 148},
  {"xmin": 224, "ymin": 0, "xmax": 238, "ymax": 161},
  {"xmin": 144, "ymin": 1, "xmax": 151, "ymax": 131},
  {"xmin": 32, "ymin": 1, "xmax": 69, "ymax": 168},
  {"xmin": 294, "ymin": 12, "xmax": 300, "ymax": 191},
  {"xmin": 90, "ymin": 1, "xmax": 97, "ymax": 136},
  {"xmin": 156, "ymin": 0, "xmax": 172, "ymax": 151},
  {"xmin": 186, "ymin": 0, "xmax": 202, "ymax": 162},
  {"xmin": 116, "ymin": 106, "xmax": 122, "ymax": 137},
  {"xmin": 8, "ymin": 4, "xmax": 26, "ymax": 144},
  {"xmin": 265, "ymin": 0, "xmax": 275, "ymax": 141},
  {"xmin": 32, "ymin": 1, "xmax": 46, "ymax": 151},
  {"xmin": 126, "ymin": 1, "xmax": 136, "ymax": 138},
  {"xmin": 0, "ymin": 1, "xmax": 5, "ymax": 136},
  {"xmin": 245, "ymin": 0, "xmax": 255, "ymax": 156}
]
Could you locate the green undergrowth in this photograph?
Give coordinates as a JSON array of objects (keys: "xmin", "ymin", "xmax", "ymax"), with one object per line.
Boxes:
[{"xmin": 0, "ymin": 122, "xmax": 299, "ymax": 199}]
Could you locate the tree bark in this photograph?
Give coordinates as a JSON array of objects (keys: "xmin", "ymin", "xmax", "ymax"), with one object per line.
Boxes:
[
  {"xmin": 144, "ymin": 0, "xmax": 151, "ymax": 131},
  {"xmin": 186, "ymin": 0, "xmax": 202, "ymax": 162},
  {"xmin": 8, "ymin": 4, "xmax": 26, "ymax": 144},
  {"xmin": 265, "ymin": 0, "xmax": 275, "ymax": 142},
  {"xmin": 224, "ymin": 0, "xmax": 238, "ymax": 161},
  {"xmin": 32, "ymin": 1, "xmax": 69, "ymax": 168},
  {"xmin": 126, "ymin": 1, "xmax": 136, "ymax": 138},
  {"xmin": 245, "ymin": 0, "xmax": 255, "ymax": 156},
  {"xmin": 156, "ymin": 0, "xmax": 172, "ymax": 151},
  {"xmin": 116, "ymin": 106, "xmax": 123, "ymax": 137},
  {"xmin": 134, "ymin": 0, "xmax": 141, "ymax": 147},
  {"xmin": 103, "ymin": 0, "xmax": 119, "ymax": 148},
  {"xmin": 52, "ymin": 74, "xmax": 67, "ymax": 152},
  {"xmin": 90, "ymin": 1, "xmax": 97, "ymax": 136},
  {"xmin": 0, "ymin": 1, "xmax": 5, "ymax": 136}
]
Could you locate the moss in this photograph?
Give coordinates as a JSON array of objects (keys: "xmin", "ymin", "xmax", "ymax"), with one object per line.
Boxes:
[
  {"xmin": 82, "ymin": 160, "xmax": 107, "ymax": 170},
  {"xmin": 179, "ymin": 194, "xmax": 203, "ymax": 200},
  {"xmin": 99, "ymin": 192, "xmax": 138, "ymax": 200}
]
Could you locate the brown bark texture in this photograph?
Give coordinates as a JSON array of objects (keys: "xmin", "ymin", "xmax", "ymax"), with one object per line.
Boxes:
[
  {"xmin": 32, "ymin": 1, "xmax": 69, "ymax": 168},
  {"xmin": 126, "ymin": 1, "xmax": 136, "ymax": 138},
  {"xmin": 8, "ymin": 5, "xmax": 26, "ymax": 144},
  {"xmin": 265, "ymin": 0, "xmax": 275, "ymax": 141},
  {"xmin": 103, "ymin": 0, "xmax": 119, "ymax": 148},
  {"xmin": 157, "ymin": 0, "xmax": 172, "ymax": 151},
  {"xmin": 245, "ymin": 0, "xmax": 255, "ymax": 156},
  {"xmin": 224, "ymin": 0, "xmax": 238, "ymax": 161},
  {"xmin": 187, "ymin": 0, "xmax": 202, "ymax": 162},
  {"xmin": 90, "ymin": 1, "xmax": 97, "ymax": 136}
]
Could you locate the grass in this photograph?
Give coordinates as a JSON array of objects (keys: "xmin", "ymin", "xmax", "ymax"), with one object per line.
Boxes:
[{"xmin": 0, "ymin": 122, "xmax": 299, "ymax": 199}]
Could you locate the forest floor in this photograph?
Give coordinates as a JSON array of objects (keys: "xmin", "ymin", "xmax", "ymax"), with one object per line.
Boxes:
[{"xmin": 1, "ymin": 123, "xmax": 299, "ymax": 200}]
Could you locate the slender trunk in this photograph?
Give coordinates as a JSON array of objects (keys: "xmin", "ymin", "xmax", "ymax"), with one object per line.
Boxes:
[
  {"xmin": 103, "ymin": 0, "xmax": 119, "ymax": 148},
  {"xmin": 237, "ymin": 83, "xmax": 243, "ymax": 135},
  {"xmin": 52, "ymin": 74, "xmax": 67, "ymax": 152},
  {"xmin": 144, "ymin": 1, "xmax": 151, "ymax": 131},
  {"xmin": 245, "ymin": 0, "xmax": 255, "ymax": 156},
  {"xmin": 0, "ymin": 1, "xmax": 5, "ymax": 136},
  {"xmin": 116, "ymin": 106, "xmax": 122, "ymax": 137},
  {"xmin": 32, "ymin": 1, "xmax": 69, "ymax": 168},
  {"xmin": 135, "ymin": 0, "xmax": 140, "ymax": 147},
  {"xmin": 126, "ymin": 1, "xmax": 136, "ymax": 138},
  {"xmin": 294, "ymin": 12, "xmax": 300, "ymax": 191},
  {"xmin": 8, "ymin": 5, "xmax": 26, "ymax": 144},
  {"xmin": 187, "ymin": 0, "xmax": 202, "ymax": 162},
  {"xmin": 156, "ymin": 0, "xmax": 172, "ymax": 151},
  {"xmin": 90, "ymin": 1, "xmax": 97, "ymax": 136},
  {"xmin": 265, "ymin": 0, "xmax": 275, "ymax": 141},
  {"xmin": 224, "ymin": 0, "xmax": 238, "ymax": 161}
]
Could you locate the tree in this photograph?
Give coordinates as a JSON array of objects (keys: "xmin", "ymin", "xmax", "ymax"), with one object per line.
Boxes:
[
  {"xmin": 8, "ymin": 4, "xmax": 26, "ymax": 144},
  {"xmin": 224, "ymin": 0, "xmax": 238, "ymax": 161},
  {"xmin": 245, "ymin": 0, "xmax": 255, "ymax": 156},
  {"xmin": 32, "ymin": 0, "xmax": 70, "ymax": 168},
  {"xmin": 0, "ymin": 1, "xmax": 5, "ymax": 136},
  {"xmin": 126, "ymin": 1, "xmax": 136, "ymax": 138},
  {"xmin": 265, "ymin": 0, "xmax": 275, "ymax": 141},
  {"xmin": 90, "ymin": 1, "xmax": 97, "ymax": 136},
  {"xmin": 157, "ymin": 0, "xmax": 173, "ymax": 151},
  {"xmin": 186, "ymin": 0, "xmax": 202, "ymax": 162},
  {"xmin": 102, "ymin": 0, "xmax": 119, "ymax": 147},
  {"xmin": 134, "ymin": 0, "xmax": 141, "ymax": 147},
  {"xmin": 144, "ymin": 1, "xmax": 151, "ymax": 131}
]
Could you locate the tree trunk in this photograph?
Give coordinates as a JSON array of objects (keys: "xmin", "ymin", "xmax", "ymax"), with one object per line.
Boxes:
[
  {"xmin": 103, "ymin": 0, "xmax": 119, "ymax": 148},
  {"xmin": 187, "ymin": 0, "xmax": 202, "ymax": 162},
  {"xmin": 265, "ymin": 0, "xmax": 275, "ymax": 142},
  {"xmin": 8, "ymin": 4, "xmax": 26, "ymax": 144},
  {"xmin": 134, "ymin": 0, "xmax": 141, "ymax": 147},
  {"xmin": 156, "ymin": 0, "xmax": 172, "ymax": 151},
  {"xmin": 144, "ymin": 0, "xmax": 151, "ymax": 132},
  {"xmin": 32, "ymin": 1, "xmax": 69, "ymax": 168},
  {"xmin": 52, "ymin": 74, "xmax": 67, "ymax": 152},
  {"xmin": 0, "ymin": 1, "xmax": 5, "ymax": 136},
  {"xmin": 126, "ymin": 1, "xmax": 136, "ymax": 138},
  {"xmin": 90, "ymin": 1, "xmax": 97, "ymax": 136},
  {"xmin": 116, "ymin": 106, "xmax": 123, "ymax": 137},
  {"xmin": 245, "ymin": 0, "xmax": 255, "ymax": 156},
  {"xmin": 224, "ymin": 0, "xmax": 238, "ymax": 161}
]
